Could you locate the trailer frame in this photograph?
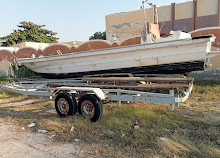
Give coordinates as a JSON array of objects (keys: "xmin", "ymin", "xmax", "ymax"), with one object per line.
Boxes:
[{"xmin": 0, "ymin": 77, "xmax": 193, "ymax": 122}]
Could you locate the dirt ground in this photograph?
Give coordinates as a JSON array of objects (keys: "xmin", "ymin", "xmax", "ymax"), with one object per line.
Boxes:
[
  {"xmin": 0, "ymin": 119, "xmax": 80, "ymax": 158},
  {"xmin": 0, "ymin": 99, "xmax": 96, "ymax": 158}
]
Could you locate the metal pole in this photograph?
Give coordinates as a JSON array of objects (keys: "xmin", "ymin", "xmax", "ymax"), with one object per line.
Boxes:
[
  {"xmin": 142, "ymin": 1, "xmax": 147, "ymax": 29},
  {"xmin": 117, "ymin": 91, "xmax": 122, "ymax": 107},
  {"xmin": 169, "ymin": 90, "xmax": 175, "ymax": 111}
]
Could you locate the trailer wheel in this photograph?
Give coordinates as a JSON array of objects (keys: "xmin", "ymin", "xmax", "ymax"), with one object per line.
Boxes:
[
  {"xmin": 78, "ymin": 94, "xmax": 103, "ymax": 122},
  {"xmin": 55, "ymin": 93, "xmax": 77, "ymax": 117}
]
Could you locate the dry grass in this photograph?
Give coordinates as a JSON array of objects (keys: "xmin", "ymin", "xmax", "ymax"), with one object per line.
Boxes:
[
  {"xmin": 0, "ymin": 80, "xmax": 219, "ymax": 157},
  {"xmin": 192, "ymin": 80, "xmax": 220, "ymax": 101}
]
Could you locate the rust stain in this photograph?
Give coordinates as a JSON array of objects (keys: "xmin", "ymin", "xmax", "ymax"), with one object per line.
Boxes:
[
  {"xmin": 138, "ymin": 59, "xmax": 146, "ymax": 66},
  {"xmin": 156, "ymin": 57, "xmax": 159, "ymax": 64},
  {"xmin": 133, "ymin": 96, "xmax": 136, "ymax": 101}
]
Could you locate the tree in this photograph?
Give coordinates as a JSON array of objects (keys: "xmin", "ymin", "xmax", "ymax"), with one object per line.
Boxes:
[
  {"xmin": 1, "ymin": 21, "xmax": 59, "ymax": 46},
  {"xmin": 89, "ymin": 31, "xmax": 106, "ymax": 40}
]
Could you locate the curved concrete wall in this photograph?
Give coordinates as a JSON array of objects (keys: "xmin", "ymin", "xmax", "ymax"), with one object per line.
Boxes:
[
  {"xmin": 111, "ymin": 42, "xmax": 119, "ymax": 48},
  {"xmin": 191, "ymin": 27, "xmax": 220, "ymax": 69},
  {"xmin": 0, "ymin": 37, "xmax": 143, "ymax": 76},
  {"xmin": 120, "ymin": 37, "xmax": 141, "ymax": 46},
  {"xmin": 0, "ymin": 50, "xmax": 14, "ymax": 62},
  {"xmin": 42, "ymin": 44, "xmax": 72, "ymax": 56},
  {"xmin": 77, "ymin": 40, "xmax": 111, "ymax": 52},
  {"xmin": 191, "ymin": 27, "xmax": 220, "ymax": 48},
  {"xmin": 0, "ymin": 50, "xmax": 14, "ymax": 75},
  {"xmin": 16, "ymin": 47, "xmax": 39, "ymax": 58}
]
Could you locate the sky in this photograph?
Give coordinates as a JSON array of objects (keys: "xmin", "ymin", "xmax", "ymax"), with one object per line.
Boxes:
[{"xmin": 0, "ymin": 0, "xmax": 189, "ymax": 42}]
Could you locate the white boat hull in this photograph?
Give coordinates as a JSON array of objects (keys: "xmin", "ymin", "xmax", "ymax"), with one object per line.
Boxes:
[{"xmin": 17, "ymin": 36, "xmax": 216, "ymax": 78}]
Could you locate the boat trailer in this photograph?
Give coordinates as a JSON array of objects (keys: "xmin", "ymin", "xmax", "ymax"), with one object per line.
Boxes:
[{"xmin": 0, "ymin": 76, "xmax": 193, "ymax": 122}]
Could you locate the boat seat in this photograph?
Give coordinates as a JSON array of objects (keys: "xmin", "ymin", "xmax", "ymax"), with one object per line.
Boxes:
[{"xmin": 147, "ymin": 22, "xmax": 160, "ymax": 41}]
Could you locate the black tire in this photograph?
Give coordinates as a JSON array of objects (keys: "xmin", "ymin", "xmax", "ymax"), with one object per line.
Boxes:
[
  {"xmin": 55, "ymin": 93, "xmax": 77, "ymax": 117},
  {"xmin": 78, "ymin": 94, "xmax": 103, "ymax": 122}
]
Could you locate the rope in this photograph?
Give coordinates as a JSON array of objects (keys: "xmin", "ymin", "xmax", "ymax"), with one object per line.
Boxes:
[{"xmin": 160, "ymin": 5, "xmax": 172, "ymax": 32}]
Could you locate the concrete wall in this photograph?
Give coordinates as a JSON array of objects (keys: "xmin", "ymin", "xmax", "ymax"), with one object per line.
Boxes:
[
  {"xmin": 0, "ymin": 47, "xmax": 19, "ymax": 52},
  {"xmin": 197, "ymin": 0, "xmax": 218, "ymax": 17},
  {"xmin": 10, "ymin": 42, "xmax": 50, "ymax": 50},
  {"xmin": 106, "ymin": 8, "xmax": 154, "ymax": 42},
  {"xmin": 61, "ymin": 41, "xmax": 84, "ymax": 47},
  {"xmin": 0, "ymin": 37, "xmax": 142, "ymax": 76},
  {"xmin": 191, "ymin": 27, "xmax": 220, "ymax": 69},
  {"xmin": 0, "ymin": 50, "xmax": 14, "ymax": 76},
  {"xmin": 175, "ymin": 1, "xmax": 193, "ymax": 20},
  {"xmin": 106, "ymin": 0, "xmax": 220, "ymax": 42},
  {"xmin": 158, "ymin": 5, "xmax": 172, "ymax": 22}
]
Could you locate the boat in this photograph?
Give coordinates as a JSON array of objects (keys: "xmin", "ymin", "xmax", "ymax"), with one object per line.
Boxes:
[{"xmin": 16, "ymin": 30, "xmax": 219, "ymax": 79}]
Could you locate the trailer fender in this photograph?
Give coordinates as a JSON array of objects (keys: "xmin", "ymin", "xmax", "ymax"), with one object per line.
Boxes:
[{"xmin": 55, "ymin": 87, "xmax": 106, "ymax": 100}]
